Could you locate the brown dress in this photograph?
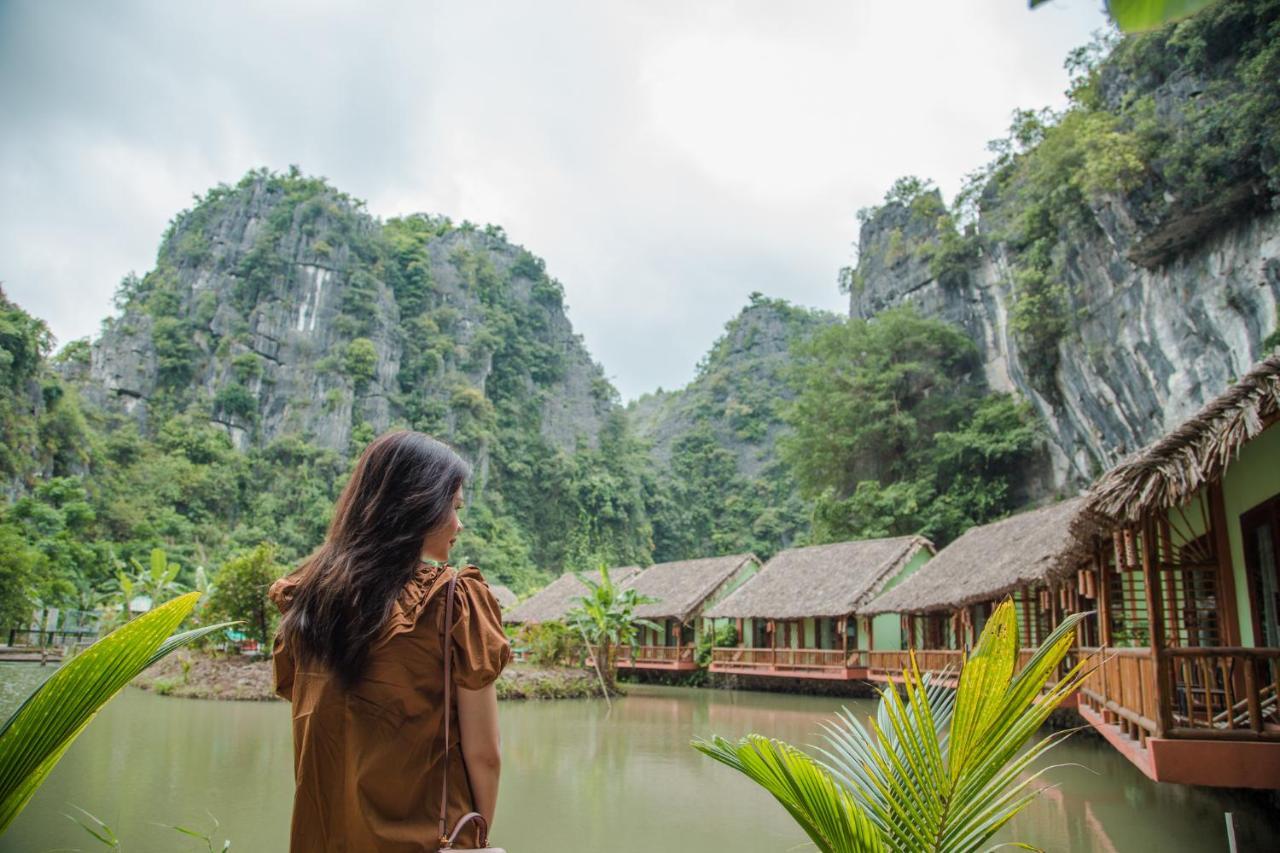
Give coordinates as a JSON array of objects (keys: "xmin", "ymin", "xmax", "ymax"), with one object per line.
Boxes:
[{"xmin": 268, "ymin": 563, "xmax": 512, "ymax": 852}]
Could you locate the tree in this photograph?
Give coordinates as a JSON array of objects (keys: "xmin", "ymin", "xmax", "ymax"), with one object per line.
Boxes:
[
  {"xmin": 782, "ymin": 308, "xmax": 1040, "ymax": 547},
  {"xmin": 0, "ymin": 522, "xmax": 42, "ymax": 630},
  {"xmin": 564, "ymin": 566, "xmax": 659, "ymax": 694},
  {"xmin": 207, "ymin": 542, "xmax": 286, "ymax": 649},
  {"xmin": 694, "ymin": 600, "xmax": 1090, "ymax": 852}
]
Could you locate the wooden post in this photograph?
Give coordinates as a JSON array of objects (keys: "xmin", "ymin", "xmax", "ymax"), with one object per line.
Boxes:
[{"xmin": 1141, "ymin": 518, "xmax": 1173, "ymax": 737}]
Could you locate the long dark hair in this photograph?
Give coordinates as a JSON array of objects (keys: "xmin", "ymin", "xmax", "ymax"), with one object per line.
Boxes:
[{"xmin": 277, "ymin": 429, "xmax": 470, "ymax": 688}]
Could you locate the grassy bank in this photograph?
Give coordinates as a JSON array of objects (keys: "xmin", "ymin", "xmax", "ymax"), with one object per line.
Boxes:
[{"xmin": 132, "ymin": 651, "xmax": 600, "ymax": 701}]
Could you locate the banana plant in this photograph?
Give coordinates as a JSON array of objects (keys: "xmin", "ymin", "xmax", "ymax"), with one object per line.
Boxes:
[
  {"xmin": 693, "ymin": 599, "xmax": 1091, "ymax": 853},
  {"xmin": 0, "ymin": 591, "xmax": 239, "ymax": 835},
  {"xmin": 131, "ymin": 547, "xmax": 187, "ymax": 607},
  {"xmin": 565, "ymin": 565, "xmax": 660, "ymax": 694}
]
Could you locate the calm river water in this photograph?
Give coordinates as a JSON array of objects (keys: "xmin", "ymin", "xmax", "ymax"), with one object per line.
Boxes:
[{"xmin": 2, "ymin": 663, "xmax": 1277, "ymax": 851}]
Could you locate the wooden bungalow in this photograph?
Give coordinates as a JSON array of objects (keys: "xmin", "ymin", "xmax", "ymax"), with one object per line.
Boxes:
[
  {"xmin": 704, "ymin": 536, "xmax": 934, "ymax": 680},
  {"xmin": 1072, "ymin": 354, "xmax": 1280, "ymax": 789},
  {"xmin": 501, "ymin": 566, "xmax": 642, "ymax": 626},
  {"xmin": 860, "ymin": 497, "xmax": 1093, "ymax": 686},
  {"xmin": 615, "ymin": 554, "xmax": 760, "ymax": 672}
]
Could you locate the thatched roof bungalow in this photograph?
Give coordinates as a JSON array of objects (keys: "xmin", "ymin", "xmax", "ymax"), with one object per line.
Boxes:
[
  {"xmin": 862, "ymin": 497, "xmax": 1090, "ymax": 616},
  {"xmin": 619, "ymin": 553, "xmax": 760, "ymax": 671},
  {"xmin": 704, "ymin": 536, "xmax": 933, "ymax": 680},
  {"xmin": 629, "ymin": 553, "xmax": 760, "ymax": 624},
  {"xmin": 705, "ymin": 536, "xmax": 932, "ymax": 621},
  {"xmin": 1067, "ymin": 354, "xmax": 1280, "ymax": 789},
  {"xmin": 501, "ymin": 566, "xmax": 641, "ymax": 625}
]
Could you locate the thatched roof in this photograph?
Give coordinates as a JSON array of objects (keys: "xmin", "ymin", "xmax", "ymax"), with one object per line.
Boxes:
[
  {"xmin": 501, "ymin": 566, "xmax": 641, "ymax": 624},
  {"xmin": 862, "ymin": 498, "xmax": 1090, "ymax": 615},
  {"xmin": 704, "ymin": 536, "xmax": 933, "ymax": 620},
  {"xmin": 488, "ymin": 584, "xmax": 517, "ymax": 609},
  {"xmin": 1086, "ymin": 354, "xmax": 1280, "ymax": 523},
  {"xmin": 627, "ymin": 554, "xmax": 760, "ymax": 623}
]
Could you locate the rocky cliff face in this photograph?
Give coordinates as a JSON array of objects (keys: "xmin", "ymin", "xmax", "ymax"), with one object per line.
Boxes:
[
  {"xmin": 850, "ymin": 5, "xmax": 1280, "ymax": 492},
  {"xmin": 851, "ymin": 190, "xmax": 1280, "ymax": 491},
  {"xmin": 85, "ymin": 170, "xmax": 613, "ymax": 471}
]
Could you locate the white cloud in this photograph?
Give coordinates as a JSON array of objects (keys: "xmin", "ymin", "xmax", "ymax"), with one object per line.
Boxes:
[{"xmin": 0, "ymin": 0, "xmax": 1109, "ymax": 401}]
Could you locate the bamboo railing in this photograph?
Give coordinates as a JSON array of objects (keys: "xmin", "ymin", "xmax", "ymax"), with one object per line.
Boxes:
[
  {"xmin": 1078, "ymin": 646, "xmax": 1280, "ymax": 742},
  {"xmin": 616, "ymin": 644, "xmax": 695, "ymax": 664},
  {"xmin": 866, "ymin": 649, "xmax": 964, "ymax": 676},
  {"xmin": 710, "ymin": 647, "xmax": 859, "ymax": 670}
]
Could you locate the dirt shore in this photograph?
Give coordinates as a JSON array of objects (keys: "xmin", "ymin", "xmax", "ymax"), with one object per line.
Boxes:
[{"xmin": 133, "ymin": 650, "xmax": 602, "ymax": 701}]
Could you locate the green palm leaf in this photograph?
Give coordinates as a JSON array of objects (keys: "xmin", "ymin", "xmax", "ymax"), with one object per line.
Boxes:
[
  {"xmin": 693, "ymin": 734, "xmax": 887, "ymax": 853},
  {"xmin": 694, "ymin": 598, "xmax": 1094, "ymax": 852},
  {"xmin": 1030, "ymin": 0, "xmax": 1219, "ymax": 33},
  {"xmin": 0, "ymin": 591, "xmax": 236, "ymax": 834}
]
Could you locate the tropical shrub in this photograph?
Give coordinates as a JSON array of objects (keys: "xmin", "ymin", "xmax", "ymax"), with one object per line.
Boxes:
[
  {"xmin": 206, "ymin": 542, "xmax": 287, "ymax": 650},
  {"xmin": 515, "ymin": 621, "xmax": 585, "ymax": 668},
  {"xmin": 565, "ymin": 566, "xmax": 659, "ymax": 693}
]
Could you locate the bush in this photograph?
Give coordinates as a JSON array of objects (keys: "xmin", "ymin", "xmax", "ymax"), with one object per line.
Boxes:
[
  {"xmin": 206, "ymin": 542, "xmax": 287, "ymax": 650},
  {"xmin": 515, "ymin": 621, "xmax": 585, "ymax": 667},
  {"xmin": 696, "ymin": 622, "xmax": 738, "ymax": 667},
  {"xmin": 342, "ymin": 338, "xmax": 378, "ymax": 388}
]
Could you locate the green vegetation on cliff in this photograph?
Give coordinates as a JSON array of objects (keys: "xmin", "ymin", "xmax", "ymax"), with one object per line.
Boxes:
[{"xmin": 782, "ymin": 307, "xmax": 1040, "ymax": 546}]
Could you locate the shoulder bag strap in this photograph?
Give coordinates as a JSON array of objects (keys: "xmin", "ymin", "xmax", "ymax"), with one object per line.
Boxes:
[{"xmin": 437, "ymin": 569, "xmax": 491, "ymax": 850}]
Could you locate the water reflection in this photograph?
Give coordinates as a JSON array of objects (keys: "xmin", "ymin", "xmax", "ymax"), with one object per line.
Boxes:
[{"xmin": 1, "ymin": 669, "xmax": 1276, "ymax": 852}]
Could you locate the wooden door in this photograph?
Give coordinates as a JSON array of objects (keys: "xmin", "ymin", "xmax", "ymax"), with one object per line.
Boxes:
[{"xmin": 1242, "ymin": 495, "xmax": 1280, "ymax": 647}]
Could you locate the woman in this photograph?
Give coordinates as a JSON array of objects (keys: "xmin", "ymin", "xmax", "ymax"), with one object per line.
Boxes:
[{"xmin": 268, "ymin": 430, "xmax": 512, "ymax": 851}]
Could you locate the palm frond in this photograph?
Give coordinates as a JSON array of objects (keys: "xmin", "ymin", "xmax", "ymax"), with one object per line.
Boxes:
[
  {"xmin": 697, "ymin": 597, "xmax": 1092, "ymax": 852},
  {"xmin": 0, "ymin": 591, "xmax": 210, "ymax": 833},
  {"xmin": 693, "ymin": 734, "xmax": 887, "ymax": 853}
]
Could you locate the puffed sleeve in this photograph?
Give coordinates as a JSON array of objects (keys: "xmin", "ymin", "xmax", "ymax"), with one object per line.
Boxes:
[{"xmin": 449, "ymin": 566, "xmax": 513, "ymax": 690}]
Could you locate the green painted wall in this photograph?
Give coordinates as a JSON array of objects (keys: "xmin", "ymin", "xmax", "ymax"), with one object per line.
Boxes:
[
  {"xmin": 693, "ymin": 558, "xmax": 763, "ymax": 646},
  {"xmin": 869, "ymin": 548, "xmax": 933, "ymax": 651},
  {"xmin": 1220, "ymin": 421, "xmax": 1280, "ymax": 647}
]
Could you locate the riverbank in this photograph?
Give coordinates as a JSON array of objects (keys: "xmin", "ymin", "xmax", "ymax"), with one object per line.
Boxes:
[{"xmin": 132, "ymin": 651, "xmax": 601, "ymax": 701}]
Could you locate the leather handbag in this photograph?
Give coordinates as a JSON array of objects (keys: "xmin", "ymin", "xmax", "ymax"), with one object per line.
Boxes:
[{"xmin": 437, "ymin": 571, "xmax": 507, "ymax": 852}]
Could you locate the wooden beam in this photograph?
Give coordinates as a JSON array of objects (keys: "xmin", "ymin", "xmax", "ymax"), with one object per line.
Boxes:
[
  {"xmin": 1209, "ymin": 482, "xmax": 1242, "ymax": 647},
  {"xmin": 1141, "ymin": 518, "xmax": 1174, "ymax": 738},
  {"xmin": 1100, "ymin": 545, "xmax": 1111, "ymax": 645}
]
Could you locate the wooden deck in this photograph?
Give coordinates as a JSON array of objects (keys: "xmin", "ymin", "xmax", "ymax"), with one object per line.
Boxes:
[
  {"xmin": 1077, "ymin": 645, "xmax": 1280, "ymax": 788},
  {"xmin": 709, "ymin": 648, "xmax": 867, "ymax": 680},
  {"xmin": 616, "ymin": 644, "xmax": 699, "ymax": 672}
]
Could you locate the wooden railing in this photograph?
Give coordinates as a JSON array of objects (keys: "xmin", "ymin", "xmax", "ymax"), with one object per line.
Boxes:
[
  {"xmin": 867, "ymin": 649, "xmax": 964, "ymax": 676},
  {"xmin": 1165, "ymin": 647, "xmax": 1280, "ymax": 739},
  {"xmin": 1079, "ymin": 646, "xmax": 1280, "ymax": 742},
  {"xmin": 711, "ymin": 648, "xmax": 859, "ymax": 670},
  {"xmin": 617, "ymin": 644, "xmax": 695, "ymax": 664},
  {"xmin": 1078, "ymin": 647, "xmax": 1160, "ymax": 739}
]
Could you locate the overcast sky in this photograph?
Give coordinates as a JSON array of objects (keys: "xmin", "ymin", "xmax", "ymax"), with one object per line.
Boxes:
[{"xmin": 0, "ymin": 0, "xmax": 1109, "ymax": 401}]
